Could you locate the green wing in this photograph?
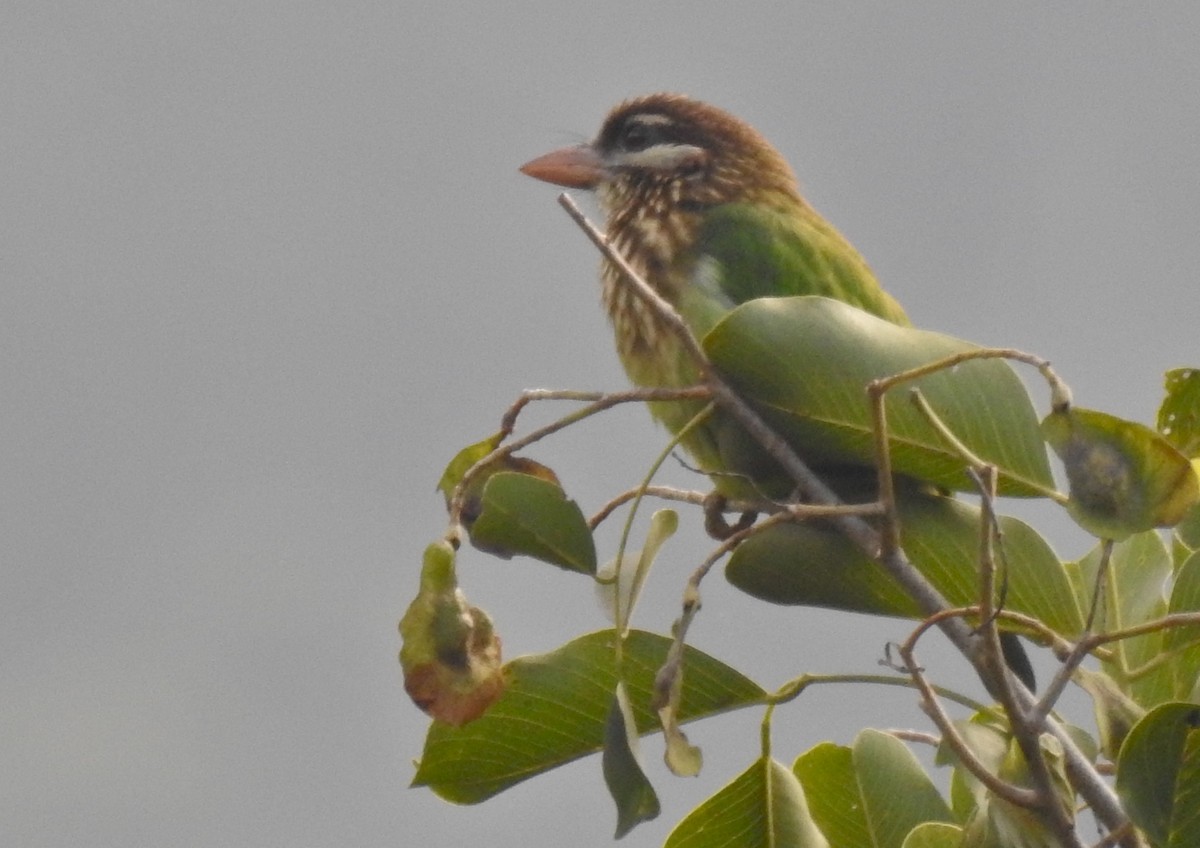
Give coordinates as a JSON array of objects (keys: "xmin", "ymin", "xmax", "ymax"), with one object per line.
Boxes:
[{"xmin": 678, "ymin": 202, "xmax": 909, "ymax": 337}]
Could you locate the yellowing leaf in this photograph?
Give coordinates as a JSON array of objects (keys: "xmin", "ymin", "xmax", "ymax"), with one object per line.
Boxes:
[{"xmin": 1043, "ymin": 407, "xmax": 1200, "ymax": 539}]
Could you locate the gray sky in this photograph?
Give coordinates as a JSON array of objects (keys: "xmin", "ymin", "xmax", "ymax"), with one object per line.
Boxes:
[{"xmin": 5, "ymin": 4, "xmax": 1199, "ymax": 847}]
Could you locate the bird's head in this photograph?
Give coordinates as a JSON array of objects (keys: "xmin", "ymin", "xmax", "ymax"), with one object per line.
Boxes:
[
  {"xmin": 519, "ymin": 95, "xmax": 811, "ymax": 366},
  {"xmin": 520, "ymin": 93, "xmax": 803, "ymax": 224}
]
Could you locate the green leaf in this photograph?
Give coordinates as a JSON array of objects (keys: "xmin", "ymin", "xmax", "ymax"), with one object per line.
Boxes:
[
  {"xmin": 1159, "ymin": 368, "xmax": 1200, "ymax": 458},
  {"xmin": 792, "ymin": 743, "xmax": 872, "ymax": 847},
  {"xmin": 726, "ymin": 490, "xmax": 1081, "ymax": 636},
  {"xmin": 603, "ymin": 683, "xmax": 660, "ymax": 838},
  {"xmin": 1116, "ymin": 702, "xmax": 1200, "ymax": 847},
  {"xmin": 795, "ymin": 732, "xmax": 954, "ymax": 848},
  {"xmin": 1076, "ymin": 532, "xmax": 1174, "ymax": 707},
  {"xmin": 665, "ymin": 755, "xmax": 829, "ymax": 848},
  {"xmin": 854, "ymin": 730, "xmax": 954, "ymax": 847},
  {"xmin": 439, "ymin": 434, "xmax": 564, "ymax": 522},
  {"xmin": 412, "ymin": 629, "xmax": 764, "ymax": 803},
  {"xmin": 469, "ymin": 471, "xmax": 597, "ymax": 573},
  {"xmin": 1043, "ymin": 406, "xmax": 1200, "ymax": 540},
  {"xmin": 703, "ymin": 296, "xmax": 1055, "ymax": 497}
]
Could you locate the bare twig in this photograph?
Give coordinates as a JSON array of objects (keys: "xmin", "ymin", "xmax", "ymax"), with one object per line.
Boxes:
[
  {"xmin": 589, "ymin": 485, "xmax": 710, "ymax": 529},
  {"xmin": 885, "ymin": 729, "xmax": 941, "ymax": 747},
  {"xmin": 446, "ymin": 384, "xmax": 710, "ymax": 531},
  {"xmin": 976, "ymin": 465, "xmax": 1079, "ymax": 841},
  {"xmin": 1033, "ymin": 540, "xmax": 1114, "ymax": 721},
  {"xmin": 897, "ymin": 609, "xmax": 1041, "ymax": 810},
  {"xmin": 866, "ymin": 380, "xmax": 903, "ymax": 557},
  {"xmin": 770, "ymin": 670, "xmax": 997, "ymax": 717},
  {"xmin": 871, "ymin": 354, "xmax": 1067, "ymax": 501},
  {"xmin": 498, "ymin": 386, "xmax": 710, "ymax": 439}
]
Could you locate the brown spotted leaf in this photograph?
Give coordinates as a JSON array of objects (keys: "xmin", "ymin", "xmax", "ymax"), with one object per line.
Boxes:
[{"xmin": 399, "ymin": 541, "xmax": 504, "ymax": 726}]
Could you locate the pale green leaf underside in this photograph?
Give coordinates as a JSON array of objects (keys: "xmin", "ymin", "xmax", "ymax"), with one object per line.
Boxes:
[{"xmin": 704, "ymin": 297, "xmax": 1054, "ymax": 497}]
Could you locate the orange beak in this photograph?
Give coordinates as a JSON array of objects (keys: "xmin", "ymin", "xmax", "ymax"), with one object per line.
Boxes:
[{"xmin": 519, "ymin": 144, "xmax": 606, "ymax": 189}]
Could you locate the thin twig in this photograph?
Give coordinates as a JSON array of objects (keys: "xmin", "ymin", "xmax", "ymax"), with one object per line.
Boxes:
[
  {"xmin": 769, "ymin": 670, "xmax": 997, "ymax": 717},
  {"xmin": 1033, "ymin": 540, "xmax": 1114, "ymax": 721},
  {"xmin": 447, "ymin": 385, "xmax": 710, "ymax": 530},
  {"xmin": 898, "ymin": 609, "xmax": 1041, "ymax": 810},
  {"xmin": 610, "ymin": 402, "xmax": 715, "ymax": 636},
  {"xmin": 885, "ymin": 729, "xmax": 941, "ymax": 747},
  {"xmin": 499, "ymin": 386, "xmax": 710, "ymax": 439},
  {"xmin": 979, "ymin": 464, "xmax": 1077, "ymax": 840},
  {"xmin": 589, "ymin": 485, "xmax": 709, "ymax": 529},
  {"xmin": 866, "ymin": 380, "xmax": 903, "ymax": 557},
  {"xmin": 913, "ymin": 388, "xmax": 990, "ymax": 469}
]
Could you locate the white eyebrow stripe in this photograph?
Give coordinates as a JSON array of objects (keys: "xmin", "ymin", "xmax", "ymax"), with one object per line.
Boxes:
[{"xmin": 627, "ymin": 114, "xmax": 674, "ymax": 127}]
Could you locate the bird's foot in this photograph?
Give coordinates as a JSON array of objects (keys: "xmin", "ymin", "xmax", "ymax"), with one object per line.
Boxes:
[{"xmin": 703, "ymin": 492, "xmax": 757, "ymax": 540}]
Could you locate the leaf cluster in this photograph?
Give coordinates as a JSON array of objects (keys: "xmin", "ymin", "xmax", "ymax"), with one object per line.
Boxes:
[{"xmin": 401, "ymin": 214, "xmax": 1200, "ymax": 845}]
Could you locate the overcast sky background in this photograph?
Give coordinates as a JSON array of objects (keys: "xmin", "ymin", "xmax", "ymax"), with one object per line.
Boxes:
[{"xmin": 5, "ymin": 4, "xmax": 1199, "ymax": 847}]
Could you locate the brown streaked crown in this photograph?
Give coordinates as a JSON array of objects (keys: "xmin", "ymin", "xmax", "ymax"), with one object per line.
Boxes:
[{"xmin": 593, "ymin": 93, "xmax": 803, "ymax": 215}]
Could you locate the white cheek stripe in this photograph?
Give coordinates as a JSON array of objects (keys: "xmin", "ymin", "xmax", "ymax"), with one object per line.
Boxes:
[{"xmin": 619, "ymin": 144, "xmax": 705, "ymax": 172}]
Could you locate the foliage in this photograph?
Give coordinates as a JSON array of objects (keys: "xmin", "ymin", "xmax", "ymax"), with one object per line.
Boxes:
[{"xmin": 403, "ymin": 283, "xmax": 1200, "ymax": 845}]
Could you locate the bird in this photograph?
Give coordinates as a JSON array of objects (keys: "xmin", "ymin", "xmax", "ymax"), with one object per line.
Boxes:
[
  {"xmin": 519, "ymin": 93, "xmax": 907, "ymax": 501},
  {"xmin": 520, "ymin": 94, "xmax": 1037, "ymax": 690}
]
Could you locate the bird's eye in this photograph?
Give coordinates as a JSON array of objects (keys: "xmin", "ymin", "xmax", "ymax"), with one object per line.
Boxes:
[{"xmin": 619, "ymin": 121, "xmax": 655, "ymax": 152}]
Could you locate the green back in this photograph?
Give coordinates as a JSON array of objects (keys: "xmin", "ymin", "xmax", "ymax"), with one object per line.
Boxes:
[
  {"xmin": 653, "ymin": 201, "xmax": 909, "ymax": 498},
  {"xmin": 677, "ymin": 202, "xmax": 909, "ymax": 340}
]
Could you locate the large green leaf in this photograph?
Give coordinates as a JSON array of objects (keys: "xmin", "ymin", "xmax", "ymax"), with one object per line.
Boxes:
[
  {"xmin": 665, "ymin": 755, "xmax": 829, "ymax": 848},
  {"xmin": 793, "ymin": 732, "xmax": 953, "ymax": 848},
  {"xmin": 1075, "ymin": 668, "xmax": 1147, "ymax": 761},
  {"xmin": 412, "ymin": 629, "xmax": 764, "ymax": 803},
  {"xmin": 1116, "ymin": 702, "xmax": 1200, "ymax": 847},
  {"xmin": 854, "ymin": 730, "xmax": 955, "ymax": 847},
  {"xmin": 725, "ymin": 490, "xmax": 1081, "ymax": 636},
  {"xmin": 703, "ymin": 297, "xmax": 1054, "ymax": 497},
  {"xmin": 1177, "ymin": 503, "xmax": 1200, "ymax": 552}
]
